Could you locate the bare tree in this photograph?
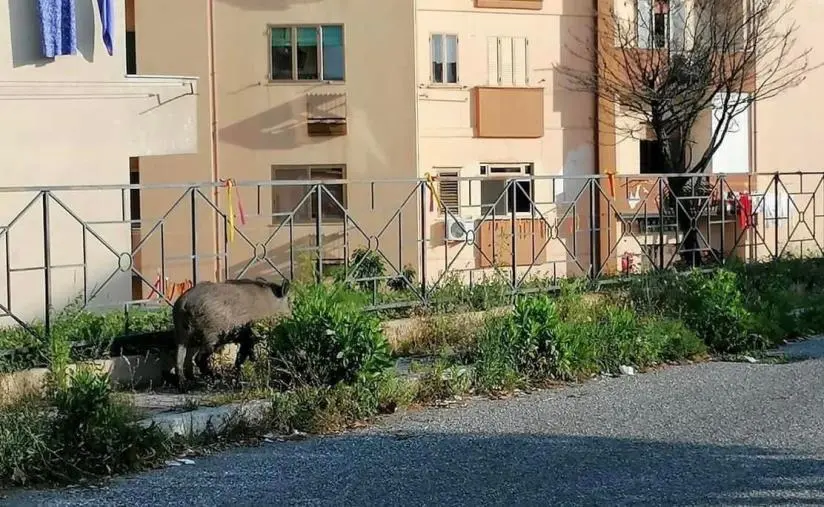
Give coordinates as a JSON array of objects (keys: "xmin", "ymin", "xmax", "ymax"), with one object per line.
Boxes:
[{"xmin": 555, "ymin": 0, "xmax": 814, "ymax": 266}]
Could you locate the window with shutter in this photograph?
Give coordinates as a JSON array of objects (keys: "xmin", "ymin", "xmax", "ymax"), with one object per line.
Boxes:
[
  {"xmin": 499, "ymin": 36, "xmax": 514, "ymax": 86},
  {"xmin": 437, "ymin": 171, "xmax": 461, "ymax": 216},
  {"xmin": 513, "ymin": 37, "xmax": 528, "ymax": 86},
  {"xmin": 487, "ymin": 37, "xmax": 499, "ymax": 85},
  {"xmin": 486, "ymin": 36, "xmax": 528, "ymax": 86}
]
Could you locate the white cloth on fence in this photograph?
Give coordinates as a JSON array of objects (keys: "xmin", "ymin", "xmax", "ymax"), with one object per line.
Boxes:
[{"xmin": 753, "ymin": 189, "xmax": 791, "ymax": 228}]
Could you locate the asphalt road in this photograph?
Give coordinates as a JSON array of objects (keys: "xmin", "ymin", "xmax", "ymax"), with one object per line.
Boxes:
[{"xmin": 7, "ymin": 340, "xmax": 824, "ymax": 507}]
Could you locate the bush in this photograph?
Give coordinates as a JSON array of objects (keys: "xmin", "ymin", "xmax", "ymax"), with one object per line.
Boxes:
[
  {"xmin": 0, "ymin": 367, "xmax": 171, "ymax": 487},
  {"xmin": 677, "ymin": 270, "xmax": 764, "ymax": 353},
  {"xmin": 628, "ymin": 269, "xmax": 765, "ymax": 354},
  {"xmin": 258, "ymin": 283, "xmax": 393, "ymax": 389},
  {"xmin": 643, "ymin": 316, "xmax": 707, "ymax": 361}
]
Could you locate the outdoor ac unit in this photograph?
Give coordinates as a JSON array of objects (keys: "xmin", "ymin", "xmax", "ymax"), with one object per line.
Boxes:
[{"xmin": 445, "ymin": 215, "xmax": 475, "ymax": 242}]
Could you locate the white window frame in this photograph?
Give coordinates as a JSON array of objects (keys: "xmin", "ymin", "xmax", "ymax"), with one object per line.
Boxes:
[
  {"xmin": 268, "ymin": 24, "xmax": 346, "ymax": 83},
  {"xmin": 636, "ymin": 0, "xmax": 687, "ymax": 50},
  {"xmin": 479, "ymin": 163, "xmax": 535, "ymax": 217},
  {"xmin": 429, "ymin": 33, "xmax": 460, "ymax": 85}
]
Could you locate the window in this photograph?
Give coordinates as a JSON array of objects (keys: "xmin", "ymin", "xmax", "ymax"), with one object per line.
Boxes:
[
  {"xmin": 480, "ymin": 164, "xmax": 534, "ymax": 215},
  {"xmin": 639, "ymin": 140, "xmax": 666, "ymax": 174},
  {"xmin": 430, "ymin": 34, "xmax": 458, "ymax": 84},
  {"xmin": 637, "ymin": 0, "xmax": 686, "ymax": 50},
  {"xmin": 126, "ymin": 31, "xmax": 136, "ymax": 75},
  {"xmin": 272, "ymin": 165, "xmax": 346, "ymax": 224},
  {"xmin": 436, "ymin": 170, "xmax": 460, "ymax": 216},
  {"xmin": 486, "ymin": 36, "xmax": 528, "ymax": 86},
  {"xmin": 129, "ymin": 161, "xmax": 140, "ymax": 228},
  {"xmin": 270, "ymin": 25, "xmax": 345, "ymax": 81}
]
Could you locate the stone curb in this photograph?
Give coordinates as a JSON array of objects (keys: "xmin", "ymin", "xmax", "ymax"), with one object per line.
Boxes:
[
  {"xmin": 135, "ymin": 362, "xmax": 478, "ymax": 438},
  {"xmin": 138, "ymin": 399, "xmax": 271, "ymax": 437}
]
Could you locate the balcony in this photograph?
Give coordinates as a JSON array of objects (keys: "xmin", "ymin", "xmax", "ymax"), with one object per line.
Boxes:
[
  {"xmin": 472, "ymin": 87, "xmax": 544, "ymax": 139},
  {"xmin": 306, "ymin": 92, "xmax": 347, "ymax": 137},
  {"xmin": 474, "ymin": 0, "xmax": 542, "ymax": 9}
]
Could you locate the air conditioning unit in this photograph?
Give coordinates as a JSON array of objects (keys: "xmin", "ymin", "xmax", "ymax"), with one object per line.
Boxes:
[{"xmin": 445, "ymin": 215, "xmax": 475, "ymax": 242}]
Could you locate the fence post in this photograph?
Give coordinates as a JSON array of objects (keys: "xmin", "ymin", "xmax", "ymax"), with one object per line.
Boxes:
[
  {"xmin": 419, "ymin": 181, "xmax": 427, "ymax": 303},
  {"xmin": 315, "ymin": 184, "xmax": 323, "ymax": 284},
  {"xmin": 510, "ymin": 180, "xmax": 517, "ymax": 289},
  {"xmin": 658, "ymin": 178, "xmax": 665, "ymax": 270},
  {"xmin": 42, "ymin": 191, "xmax": 51, "ymax": 338},
  {"xmin": 774, "ymin": 174, "xmax": 780, "ymax": 261},
  {"xmin": 190, "ymin": 188, "xmax": 198, "ymax": 285},
  {"xmin": 589, "ymin": 179, "xmax": 598, "ymax": 279}
]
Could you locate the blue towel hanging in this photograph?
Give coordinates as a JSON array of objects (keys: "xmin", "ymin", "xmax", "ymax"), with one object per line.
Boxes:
[
  {"xmin": 98, "ymin": 0, "xmax": 114, "ymax": 56},
  {"xmin": 37, "ymin": 0, "xmax": 77, "ymax": 58}
]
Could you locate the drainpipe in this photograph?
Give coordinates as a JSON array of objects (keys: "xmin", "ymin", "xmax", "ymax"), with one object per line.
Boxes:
[
  {"xmin": 207, "ymin": 0, "xmax": 221, "ymax": 282},
  {"xmin": 593, "ymin": 0, "xmax": 607, "ymax": 273}
]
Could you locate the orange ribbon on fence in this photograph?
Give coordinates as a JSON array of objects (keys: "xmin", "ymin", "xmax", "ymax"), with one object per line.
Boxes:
[{"xmin": 607, "ymin": 171, "xmax": 616, "ymax": 199}]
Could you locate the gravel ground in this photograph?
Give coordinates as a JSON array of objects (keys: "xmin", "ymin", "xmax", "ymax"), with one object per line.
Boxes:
[{"xmin": 6, "ymin": 340, "xmax": 824, "ymax": 507}]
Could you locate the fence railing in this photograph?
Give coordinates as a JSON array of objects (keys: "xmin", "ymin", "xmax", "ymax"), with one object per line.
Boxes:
[{"xmin": 0, "ymin": 171, "xmax": 821, "ymax": 340}]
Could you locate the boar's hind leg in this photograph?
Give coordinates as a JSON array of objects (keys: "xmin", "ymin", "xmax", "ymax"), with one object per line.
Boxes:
[
  {"xmin": 176, "ymin": 344, "xmax": 196, "ymax": 384},
  {"xmin": 234, "ymin": 327, "xmax": 257, "ymax": 373}
]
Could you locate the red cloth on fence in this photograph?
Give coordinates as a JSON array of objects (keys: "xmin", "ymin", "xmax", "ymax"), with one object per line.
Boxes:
[{"xmin": 738, "ymin": 193, "xmax": 753, "ymax": 230}]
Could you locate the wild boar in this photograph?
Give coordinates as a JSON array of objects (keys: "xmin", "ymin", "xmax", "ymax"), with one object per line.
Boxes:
[{"xmin": 169, "ymin": 277, "xmax": 291, "ymax": 390}]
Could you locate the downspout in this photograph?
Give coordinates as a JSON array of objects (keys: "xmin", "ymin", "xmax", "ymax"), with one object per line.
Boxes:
[
  {"xmin": 593, "ymin": 0, "xmax": 607, "ymax": 273},
  {"xmin": 207, "ymin": 0, "xmax": 221, "ymax": 281}
]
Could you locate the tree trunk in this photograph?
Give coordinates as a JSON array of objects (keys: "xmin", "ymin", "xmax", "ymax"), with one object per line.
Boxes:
[
  {"xmin": 661, "ymin": 133, "xmax": 704, "ymax": 268},
  {"xmin": 667, "ymin": 174, "xmax": 705, "ymax": 268}
]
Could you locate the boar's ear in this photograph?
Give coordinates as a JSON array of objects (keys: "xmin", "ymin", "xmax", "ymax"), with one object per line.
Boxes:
[
  {"xmin": 255, "ymin": 276, "xmax": 268, "ymax": 283},
  {"xmin": 275, "ymin": 279, "xmax": 291, "ymax": 298}
]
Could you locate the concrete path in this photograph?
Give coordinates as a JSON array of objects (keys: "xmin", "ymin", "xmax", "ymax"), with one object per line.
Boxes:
[{"xmin": 8, "ymin": 339, "xmax": 824, "ymax": 507}]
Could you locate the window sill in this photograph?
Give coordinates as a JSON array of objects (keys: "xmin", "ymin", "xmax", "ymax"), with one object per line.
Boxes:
[
  {"xmin": 269, "ymin": 220, "xmax": 347, "ymax": 227},
  {"xmin": 266, "ymin": 79, "xmax": 346, "ymax": 86},
  {"xmin": 423, "ymin": 83, "xmax": 465, "ymax": 89}
]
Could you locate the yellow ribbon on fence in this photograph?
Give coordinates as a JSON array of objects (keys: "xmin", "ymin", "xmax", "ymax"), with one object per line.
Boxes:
[
  {"xmin": 226, "ymin": 179, "xmax": 235, "ymax": 243},
  {"xmin": 424, "ymin": 172, "xmax": 445, "ymax": 213}
]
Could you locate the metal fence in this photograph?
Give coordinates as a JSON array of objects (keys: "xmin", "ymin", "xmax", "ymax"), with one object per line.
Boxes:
[{"xmin": 0, "ymin": 171, "xmax": 821, "ymax": 338}]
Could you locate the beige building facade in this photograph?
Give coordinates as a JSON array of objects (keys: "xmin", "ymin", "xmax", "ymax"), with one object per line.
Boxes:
[
  {"xmin": 132, "ymin": 0, "xmax": 596, "ymax": 291},
  {"xmin": 124, "ymin": 0, "xmax": 824, "ymax": 297},
  {"xmin": 0, "ymin": 0, "xmax": 197, "ymax": 322}
]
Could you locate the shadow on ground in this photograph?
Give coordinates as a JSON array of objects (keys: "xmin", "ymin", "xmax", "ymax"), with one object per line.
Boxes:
[{"xmin": 9, "ymin": 432, "xmax": 824, "ymax": 506}]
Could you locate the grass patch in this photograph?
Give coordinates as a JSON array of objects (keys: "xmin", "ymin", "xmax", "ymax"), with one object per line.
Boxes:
[
  {"xmin": 0, "ymin": 301, "xmax": 171, "ymax": 373},
  {"xmin": 393, "ymin": 313, "xmax": 481, "ymax": 360},
  {"xmin": 0, "ymin": 366, "xmax": 173, "ymax": 488}
]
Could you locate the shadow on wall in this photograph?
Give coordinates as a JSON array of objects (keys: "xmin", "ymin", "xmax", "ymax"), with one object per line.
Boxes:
[
  {"xmin": 225, "ymin": 230, "xmax": 346, "ymax": 281},
  {"xmin": 218, "ymin": 95, "xmax": 326, "ymax": 151},
  {"xmin": 8, "ymin": 0, "xmax": 96, "ymax": 67},
  {"xmin": 216, "ymin": 0, "xmax": 324, "ymax": 10}
]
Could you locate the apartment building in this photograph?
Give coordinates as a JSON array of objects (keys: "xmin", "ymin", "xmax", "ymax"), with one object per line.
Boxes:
[
  {"xmin": 0, "ymin": 0, "xmax": 197, "ymax": 322},
  {"xmin": 131, "ymin": 0, "xmax": 594, "ymax": 289},
  {"xmin": 129, "ymin": 0, "xmax": 823, "ymax": 292},
  {"xmin": 601, "ymin": 0, "xmax": 824, "ymax": 269}
]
